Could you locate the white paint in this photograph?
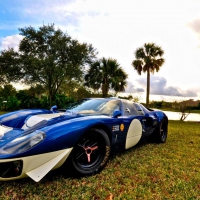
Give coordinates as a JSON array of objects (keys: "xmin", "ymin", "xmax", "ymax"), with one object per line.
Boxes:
[
  {"xmin": 0, "ymin": 125, "xmax": 13, "ymax": 139},
  {"xmin": 22, "ymin": 113, "xmax": 65, "ymax": 130},
  {"xmin": 0, "ymin": 148, "xmax": 73, "ymax": 182},
  {"xmin": 26, "ymin": 148, "xmax": 72, "ymax": 182},
  {"xmin": 125, "ymin": 119, "xmax": 142, "ymax": 149}
]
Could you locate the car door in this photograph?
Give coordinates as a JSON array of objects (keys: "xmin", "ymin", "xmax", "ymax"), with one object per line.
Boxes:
[
  {"xmin": 120, "ymin": 100, "xmax": 143, "ymax": 149},
  {"xmin": 134, "ymin": 103, "xmax": 157, "ymax": 135}
]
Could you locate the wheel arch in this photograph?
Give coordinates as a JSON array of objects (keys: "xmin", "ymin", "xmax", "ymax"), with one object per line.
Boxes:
[
  {"xmin": 155, "ymin": 116, "xmax": 168, "ymax": 132},
  {"xmin": 152, "ymin": 115, "xmax": 168, "ymax": 143},
  {"xmin": 85, "ymin": 124, "xmax": 112, "ymax": 143},
  {"xmin": 162, "ymin": 116, "xmax": 168, "ymax": 125},
  {"xmin": 68, "ymin": 123, "xmax": 111, "ymax": 176}
]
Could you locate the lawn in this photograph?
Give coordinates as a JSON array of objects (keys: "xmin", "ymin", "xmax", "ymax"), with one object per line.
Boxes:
[{"xmin": 0, "ymin": 121, "xmax": 200, "ymax": 199}]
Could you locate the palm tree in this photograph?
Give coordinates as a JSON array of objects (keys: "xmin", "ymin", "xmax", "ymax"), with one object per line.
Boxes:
[
  {"xmin": 85, "ymin": 57, "xmax": 128, "ymax": 97},
  {"xmin": 132, "ymin": 43, "xmax": 165, "ymax": 106}
]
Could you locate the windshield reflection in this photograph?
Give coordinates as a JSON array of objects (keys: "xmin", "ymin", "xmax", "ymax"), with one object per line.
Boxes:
[{"xmin": 66, "ymin": 99, "xmax": 120, "ymax": 116}]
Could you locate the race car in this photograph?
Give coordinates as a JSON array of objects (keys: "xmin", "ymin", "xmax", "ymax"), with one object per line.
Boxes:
[{"xmin": 0, "ymin": 98, "xmax": 168, "ymax": 182}]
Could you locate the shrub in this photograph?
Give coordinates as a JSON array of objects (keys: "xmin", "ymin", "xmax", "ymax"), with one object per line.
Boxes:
[
  {"xmin": 1, "ymin": 96, "xmax": 20, "ymax": 111},
  {"xmin": 52, "ymin": 94, "xmax": 74, "ymax": 109}
]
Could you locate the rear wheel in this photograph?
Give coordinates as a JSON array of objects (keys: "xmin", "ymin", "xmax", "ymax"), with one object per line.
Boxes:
[
  {"xmin": 155, "ymin": 118, "xmax": 168, "ymax": 143},
  {"xmin": 70, "ymin": 128, "xmax": 110, "ymax": 176}
]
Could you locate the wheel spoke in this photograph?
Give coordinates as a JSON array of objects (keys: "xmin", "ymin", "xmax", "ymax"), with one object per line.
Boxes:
[
  {"xmin": 85, "ymin": 141, "xmax": 98, "ymax": 148},
  {"xmin": 75, "ymin": 151, "xmax": 85, "ymax": 160},
  {"xmin": 90, "ymin": 146, "xmax": 98, "ymax": 151},
  {"xmin": 90, "ymin": 142, "xmax": 98, "ymax": 147},
  {"xmin": 76, "ymin": 138, "xmax": 100, "ymax": 164},
  {"xmin": 87, "ymin": 153, "xmax": 91, "ymax": 162},
  {"xmin": 77, "ymin": 144, "xmax": 84, "ymax": 148},
  {"xmin": 83, "ymin": 146, "xmax": 98, "ymax": 162}
]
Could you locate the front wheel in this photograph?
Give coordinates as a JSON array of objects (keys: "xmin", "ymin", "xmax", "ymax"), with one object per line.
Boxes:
[{"xmin": 70, "ymin": 128, "xmax": 110, "ymax": 176}]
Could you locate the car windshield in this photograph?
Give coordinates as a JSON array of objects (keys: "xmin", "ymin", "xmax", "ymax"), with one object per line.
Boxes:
[{"xmin": 66, "ymin": 99, "xmax": 120, "ymax": 116}]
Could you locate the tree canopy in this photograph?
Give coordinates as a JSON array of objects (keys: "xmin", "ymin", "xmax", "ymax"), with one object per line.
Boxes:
[
  {"xmin": 18, "ymin": 24, "xmax": 97, "ymax": 106},
  {"xmin": 0, "ymin": 48, "xmax": 22, "ymax": 85},
  {"xmin": 85, "ymin": 57, "xmax": 128, "ymax": 97},
  {"xmin": 132, "ymin": 43, "xmax": 165, "ymax": 106},
  {"xmin": 0, "ymin": 24, "xmax": 97, "ymax": 107},
  {"xmin": 0, "ymin": 84, "xmax": 16, "ymax": 99}
]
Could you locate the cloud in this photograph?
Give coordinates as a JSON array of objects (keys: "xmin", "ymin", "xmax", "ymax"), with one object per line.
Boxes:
[
  {"xmin": 137, "ymin": 76, "xmax": 197, "ymax": 97},
  {"xmin": 15, "ymin": 0, "xmax": 101, "ymax": 27},
  {"xmin": 0, "ymin": 0, "xmax": 105, "ymax": 40},
  {"xmin": 188, "ymin": 19, "xmax": 200, "ymax": 34},
  {"xmin": 125, "ymin": 81, "xmax": 144, "ymax": 93},
  {"xmin": 0, "ymin": 1, "xmax": 82, "ymax": 34},
  {"xmin": 188, "ymin": 18, "xmax": 200, "ymax": 47},
  {"xmin": 0, "ymin": 34, "xmax": 23, "ymax": 51}
]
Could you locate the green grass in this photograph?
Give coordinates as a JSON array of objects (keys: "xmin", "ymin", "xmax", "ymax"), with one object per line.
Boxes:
[
  {"xmin": 189, "ymin": 110, "xmax": 200, "ymax": 114},
  {"xmin": 0, "ymin": 121, "xmax": 200, "ymax": 199}
]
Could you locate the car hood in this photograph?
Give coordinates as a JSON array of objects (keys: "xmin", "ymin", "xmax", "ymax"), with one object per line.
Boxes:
[{"xmin": 0, "ymin": 112, "xmax": 82, "ymax": 142}]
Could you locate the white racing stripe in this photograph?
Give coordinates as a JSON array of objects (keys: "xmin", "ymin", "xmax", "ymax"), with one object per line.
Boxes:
[
  {"xmin": 0, "ymin": 125, "xmax": 13, "ymax": 139},
  {"xmin": 22, "ymin": 113, "xmax": 65, "ymax": 130}
]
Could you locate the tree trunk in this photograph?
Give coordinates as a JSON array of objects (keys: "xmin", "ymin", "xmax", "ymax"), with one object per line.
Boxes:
[
  {"xmin": 102, "ymin": 83, "xmax": 109, "ymax": 97},
  {"xmin": 146, "ymin": 68, "xmax": 150, "ymax": 106},
  {"xmin": 49, "ymin": 94, "xmax": 53, "ymax": 108},
  {"xmin": 48, "ymin": 87, "xmax": 53, "ymax": 108},
  {"xmin": 102, "ymin": 78, "xmax": 109, "ymax": 97}
]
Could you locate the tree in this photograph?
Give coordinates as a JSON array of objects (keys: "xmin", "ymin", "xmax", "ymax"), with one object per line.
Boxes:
[
  {"xmin": 0, "ymin": 48, "xmax": 23, "ymax": 85},
  {"xmin": 0, "ymin": 84, "xmax": 17, "ymax": 100},
  {"xmin": 172, "ymin": 100, "xmax": 191, "ymax": 121},
  {"xmin": 16, "ymin": 90, "xmax": 41, "ymax": 109},
  {"xmin": 57, "ymin": 80, "xmax": 93, "ymax": 100},
  {"xmin": 0, "ymin": 84, "xmax": 18, "ymax": 111},
  {"xmin": 7, "ymin": 24, "xmax": 97, "ymax": 107},
  {"xmin": 27, "ymin": 84, "xmax": 46, "ymax": 98},
  {"xmin": 19, "ymin": 24, "xmax": 97, "ymax": 106},
  {"xmin": 132, "ymin": 43, "xmax": 165, "ymax": 106},
  {"xmin": 84, "ymin": 57, "xmax": 128, "ymax": 97}
]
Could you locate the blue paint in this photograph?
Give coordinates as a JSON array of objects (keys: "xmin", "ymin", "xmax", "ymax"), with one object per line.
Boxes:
[{"xmin": 0, "ymin": 99, "xmax": 168, "ymax": 160}]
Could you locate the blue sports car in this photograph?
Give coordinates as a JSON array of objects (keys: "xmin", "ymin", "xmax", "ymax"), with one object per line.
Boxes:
[{"xmin": 0, "ymin": 98, "xmax": 168, "ymax": 182}]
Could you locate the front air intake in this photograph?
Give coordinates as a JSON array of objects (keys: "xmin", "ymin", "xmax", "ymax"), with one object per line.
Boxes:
[{"xmin": 0, "ymin": 160, "xmax": 23, "ymax": 178}]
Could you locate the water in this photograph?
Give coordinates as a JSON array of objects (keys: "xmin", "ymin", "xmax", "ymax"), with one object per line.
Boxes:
[{"xmin": 163, "ymin": 111, "xmax": 200, "ymax": 122}]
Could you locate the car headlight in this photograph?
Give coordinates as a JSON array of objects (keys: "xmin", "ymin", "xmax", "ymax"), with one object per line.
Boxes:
[{"xmin": 0, "ymin": 130, "xmax": 46, "ymax": 155}]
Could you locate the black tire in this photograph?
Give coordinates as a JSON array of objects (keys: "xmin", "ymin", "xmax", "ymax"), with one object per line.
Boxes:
[
  {"xmin": 70, "ymin": 128, "xmax": 110, "ymax": 176},
  {"xmin": 155, "ymin": 118, "xmax": 168, "ymax": 143}
]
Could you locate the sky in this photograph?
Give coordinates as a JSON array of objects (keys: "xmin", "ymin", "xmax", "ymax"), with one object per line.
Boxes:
[{"xmin": 0, "ymin": 0, "xmax": 200, "ymax": 102}]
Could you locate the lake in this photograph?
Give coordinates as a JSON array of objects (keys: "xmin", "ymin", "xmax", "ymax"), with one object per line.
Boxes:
[{"xmin": 163, "ymin": 111, "xmax": 200, "ymax": 122}]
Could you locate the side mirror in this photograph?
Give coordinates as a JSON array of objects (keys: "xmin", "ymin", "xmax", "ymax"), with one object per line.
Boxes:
[
  {"xmin": 50, "ymin": 105, "xmax": 58, "ymax": 113},
  {"xmin": 113, "ymin": 110, "xmax": 122, "ymax": 118}
]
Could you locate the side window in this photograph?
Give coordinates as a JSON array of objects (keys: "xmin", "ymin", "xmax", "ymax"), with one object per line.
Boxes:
[
  {"xmin": 106, "ymin": 100, "xmax": 120, "ymax": 113},
  {"xmin": 99, "ymin": 100, "xmax": 121, "ymax": 115},
  {"xmin": 134, "ymin": 103, "xmax": 145, "ymax": 116},
  {"xmin": 123, "ymin": 101, "xmax": 138, "ymax": 116}
]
